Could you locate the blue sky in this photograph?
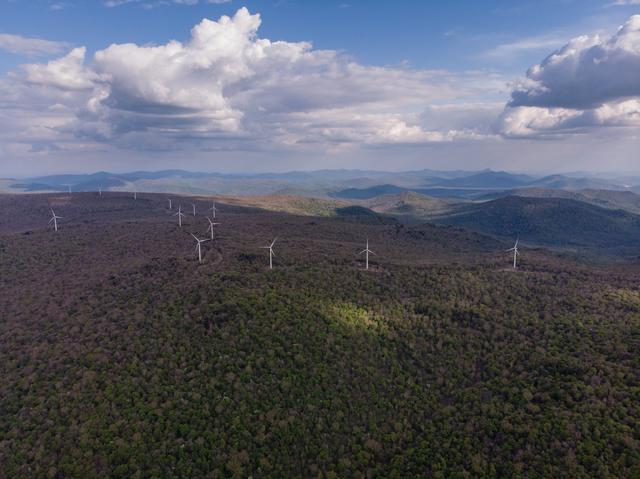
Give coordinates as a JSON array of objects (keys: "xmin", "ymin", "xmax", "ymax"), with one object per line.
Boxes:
[
  {"xmin": 2, "ymin": 0, "xmax": 632, "ymax": 74},
  {"xmin": 1, "ymin": 0, "xmax": 640, "ymax": 175}
]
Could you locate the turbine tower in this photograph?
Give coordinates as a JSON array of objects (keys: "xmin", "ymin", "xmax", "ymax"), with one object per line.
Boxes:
[
  {"xmin": 191, "ymin": 203, "xmax": 197, "ymax": 216},
  {"xmin": 358, "ymin": 239, "xmax": 375, "ymax": 270},
  {"xmin": 206, "ymin": 217, "xmax": 221, "ymax": 240},
  {"xmin": 168, "ymin": 198, "xmax": 173, "ymax": 210},
  {"xmin": 99, "ymin": 186, "xmax": 102, "ymax": 197},
  {"xmin": 133, "ymin": 191, "xmax": 137, "ymax": 200},
  {"xmin": 507, "ymin": 238, "xmax": 520, "ymax": 269},
  {"xmin": 208, "ymin": 201, "xmax": 218, "ymax": 218},
  {"xmin": 49, "ymin": 209, "xmax": 62, "ymax": 232},
  {"xmin": 174, "ymin": 205, "xmax": 185, "ymax": 227},
  {"xmin": 261, "ymin": 238, "xmax": 277, "ymax": 269},
  {"xmin": 191, "ymin": 233, "xmax": 209, "ymax": 263}
]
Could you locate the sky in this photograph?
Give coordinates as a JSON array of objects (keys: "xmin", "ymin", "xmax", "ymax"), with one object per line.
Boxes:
[{"xmin": 1, "ymin": 0, "xmax": 640, "ymax": 176}]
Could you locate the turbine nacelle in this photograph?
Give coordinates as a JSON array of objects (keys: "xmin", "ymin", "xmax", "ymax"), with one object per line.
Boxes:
[
  {"xmin": 174, "ymin": 205, "xmax": 185, "ymax": 227},
  {"xmin": 357, "ymin": 239, "xmax": 375, "ymax": 270},
  {"xmin": 49, "ymin": 209, "xmax": 62, "ymax": 231},
  {"xmin": 261, "ymin": 238, "xmax": 277, "ymax": 269},
  {"xmin": 208, "ymin": 201, "xmax": 218, "ymax": 218},
  {"xmin": 206, "ymin": 217, "xmax": 221, "ymax": 240},
  {"xmin": 507, "ymin": 238, "xmax": 520, "ymax": 269},
  {"xmin": 191, "ymin": 233, "xmax": 209, "ymax": 263}
]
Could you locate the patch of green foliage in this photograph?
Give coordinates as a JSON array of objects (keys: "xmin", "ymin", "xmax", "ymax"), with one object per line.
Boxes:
[
  {"xmin": 0, "ymin": 193, "xmax": 639, "ymax": 478},
  {"xmin": 2, "ymin": 261, "xmax": 639, "ymax": 478}
]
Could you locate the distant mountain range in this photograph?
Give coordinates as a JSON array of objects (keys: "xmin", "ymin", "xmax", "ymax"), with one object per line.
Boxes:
[
  {"xmin": 4, "ymin": 168, "xmax": 636, "ymax": 199},
  {"xmin": 5, "ymin": 168, "xmax": 640, "ymax": 257},
  {"xmin": 331, "ymin": 170, "xmax": 630, "ymax": 200}
]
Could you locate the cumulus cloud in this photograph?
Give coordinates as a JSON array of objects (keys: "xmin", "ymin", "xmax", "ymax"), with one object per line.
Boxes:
[
  {"xmin": 500, "ymin": 15, "xmax": 640, "ymax": 137},
  {"xmin": 2, "ymin": 7, "xmax": 495, "ymax": 156},
  {"xmin": 22, "ymin": 47, "xmax": 102, "ymax": 90},
  {"xmin": 0, "ymin": 33, "xmax": 70, "ymax": 56}
]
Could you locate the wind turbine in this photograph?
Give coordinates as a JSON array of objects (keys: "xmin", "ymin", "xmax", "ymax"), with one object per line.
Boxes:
[
  {"xmin": 168, "ymin": 198, "xmax": 173, "ymax": 210},
  {"xmin": 133, "ymin": 191, "xmax": 137, "ymax": 200},
  {"xmin": 174, "ymin": 205, "xmax": 185, "ymax": 227},
  {"xmin": 507, "ymin": 238, "xmax": 520, "ymax": 269},
  {"xmin": 191, "ymin": 203, "xmax": 197, "ymax": 216},
  {"xmin": 98, "ymin": 186, "xmax": 102, "ymax": 197},
  {"xmin": 261, "ymin": 238, "xmax": 277, "ymax": 269},
  {"xmin": 191, "ymin": 233, "xmax": 209, "ymax": 263},
  {"xmin": 208, "ymin": 201, "xmax": 218, "ymax": 218},
  {"xmin": 49, "ymin": 209, "xmax": 62, "ymax": 232},
  {"xmin": 206, "ymin": 217, "xmax": 220, "ymax": 240},
  {"xmin": 358, "ymin": 239, "xmax": 375, "ymax": 270}
]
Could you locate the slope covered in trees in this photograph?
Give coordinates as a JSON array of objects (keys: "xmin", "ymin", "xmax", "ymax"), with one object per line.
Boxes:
[
  {"xmin": 433, "ymin": 196, "xmax": 640, "ymax": 256},
  {"xmin": 0, "ymin": 193, "xmax": 639, "ymax": 478},
  {"xmin": 481, "ymin": 188, "xmax": 640, "ymax": 215}
]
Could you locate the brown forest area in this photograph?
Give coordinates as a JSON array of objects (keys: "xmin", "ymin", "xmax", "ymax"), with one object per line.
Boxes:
[{"xmin": 0, "ymin": 192, "xmax": 639, "ymax": 478}]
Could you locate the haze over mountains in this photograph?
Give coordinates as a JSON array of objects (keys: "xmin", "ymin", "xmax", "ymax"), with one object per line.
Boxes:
[
  {"xmin": 3, "ymin": 168, "xmax": 636, "ymax": 198},
  {"xmin": 4, "ymin": 168, "xmax": 640, "ymax": 260}
]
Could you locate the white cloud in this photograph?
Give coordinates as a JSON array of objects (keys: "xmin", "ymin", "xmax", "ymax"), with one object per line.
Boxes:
[
  {"xmin": 22, "ymin": 47, "xmax": 103, "ymax": 90},
  {"xmin": 500, "ymin": 15, "xmax": 640, "ymax": 137},
  {"xmin": 481, "ymin": 35, "xmax": 566, "ymax": 61},
  {"xmin": 500, "ymin": 99, "xmax": 640, "ymax": 137},
  {"xmin": 0, "ymin": 33, "xmax": 70, "ymax": 56},
  {"xmin": 609, "ymin": 0, "xmax": 640, "ymax": 5},
  {"xmin": 2, "ymin": 7, "xmax": 496, "ymax": 156},
  {"xmin": 509, "ymin": 15, "xmax": 640, "ymax": 109}
]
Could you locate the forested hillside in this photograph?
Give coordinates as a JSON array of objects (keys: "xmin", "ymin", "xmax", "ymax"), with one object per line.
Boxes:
[
  {"xmin": 0, "ymin": 193, "xmax": 639, "ymax": 478},
  {"xmin": 433, "ymin": 196, "xmax": 640, "ymax": 256}
]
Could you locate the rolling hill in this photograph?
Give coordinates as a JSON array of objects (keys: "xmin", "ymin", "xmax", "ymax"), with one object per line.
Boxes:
[
  {"xmin": 433, "ymin": 196, "xmax": 640, "ymax": 256},
  {"xmin": 482, "ymin": 188, "xmax": 640, "ymax": 215},
  {"xmin": 329, "ymin": 184, "xmax": 409, "ymax": 199},
  {"xmin": 1, "ymin": 192, "xmax": 639, "ymax": 477},
  {"xmin": 362, "ymin": 191, "xmax": 458, "ymax": 220}
]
